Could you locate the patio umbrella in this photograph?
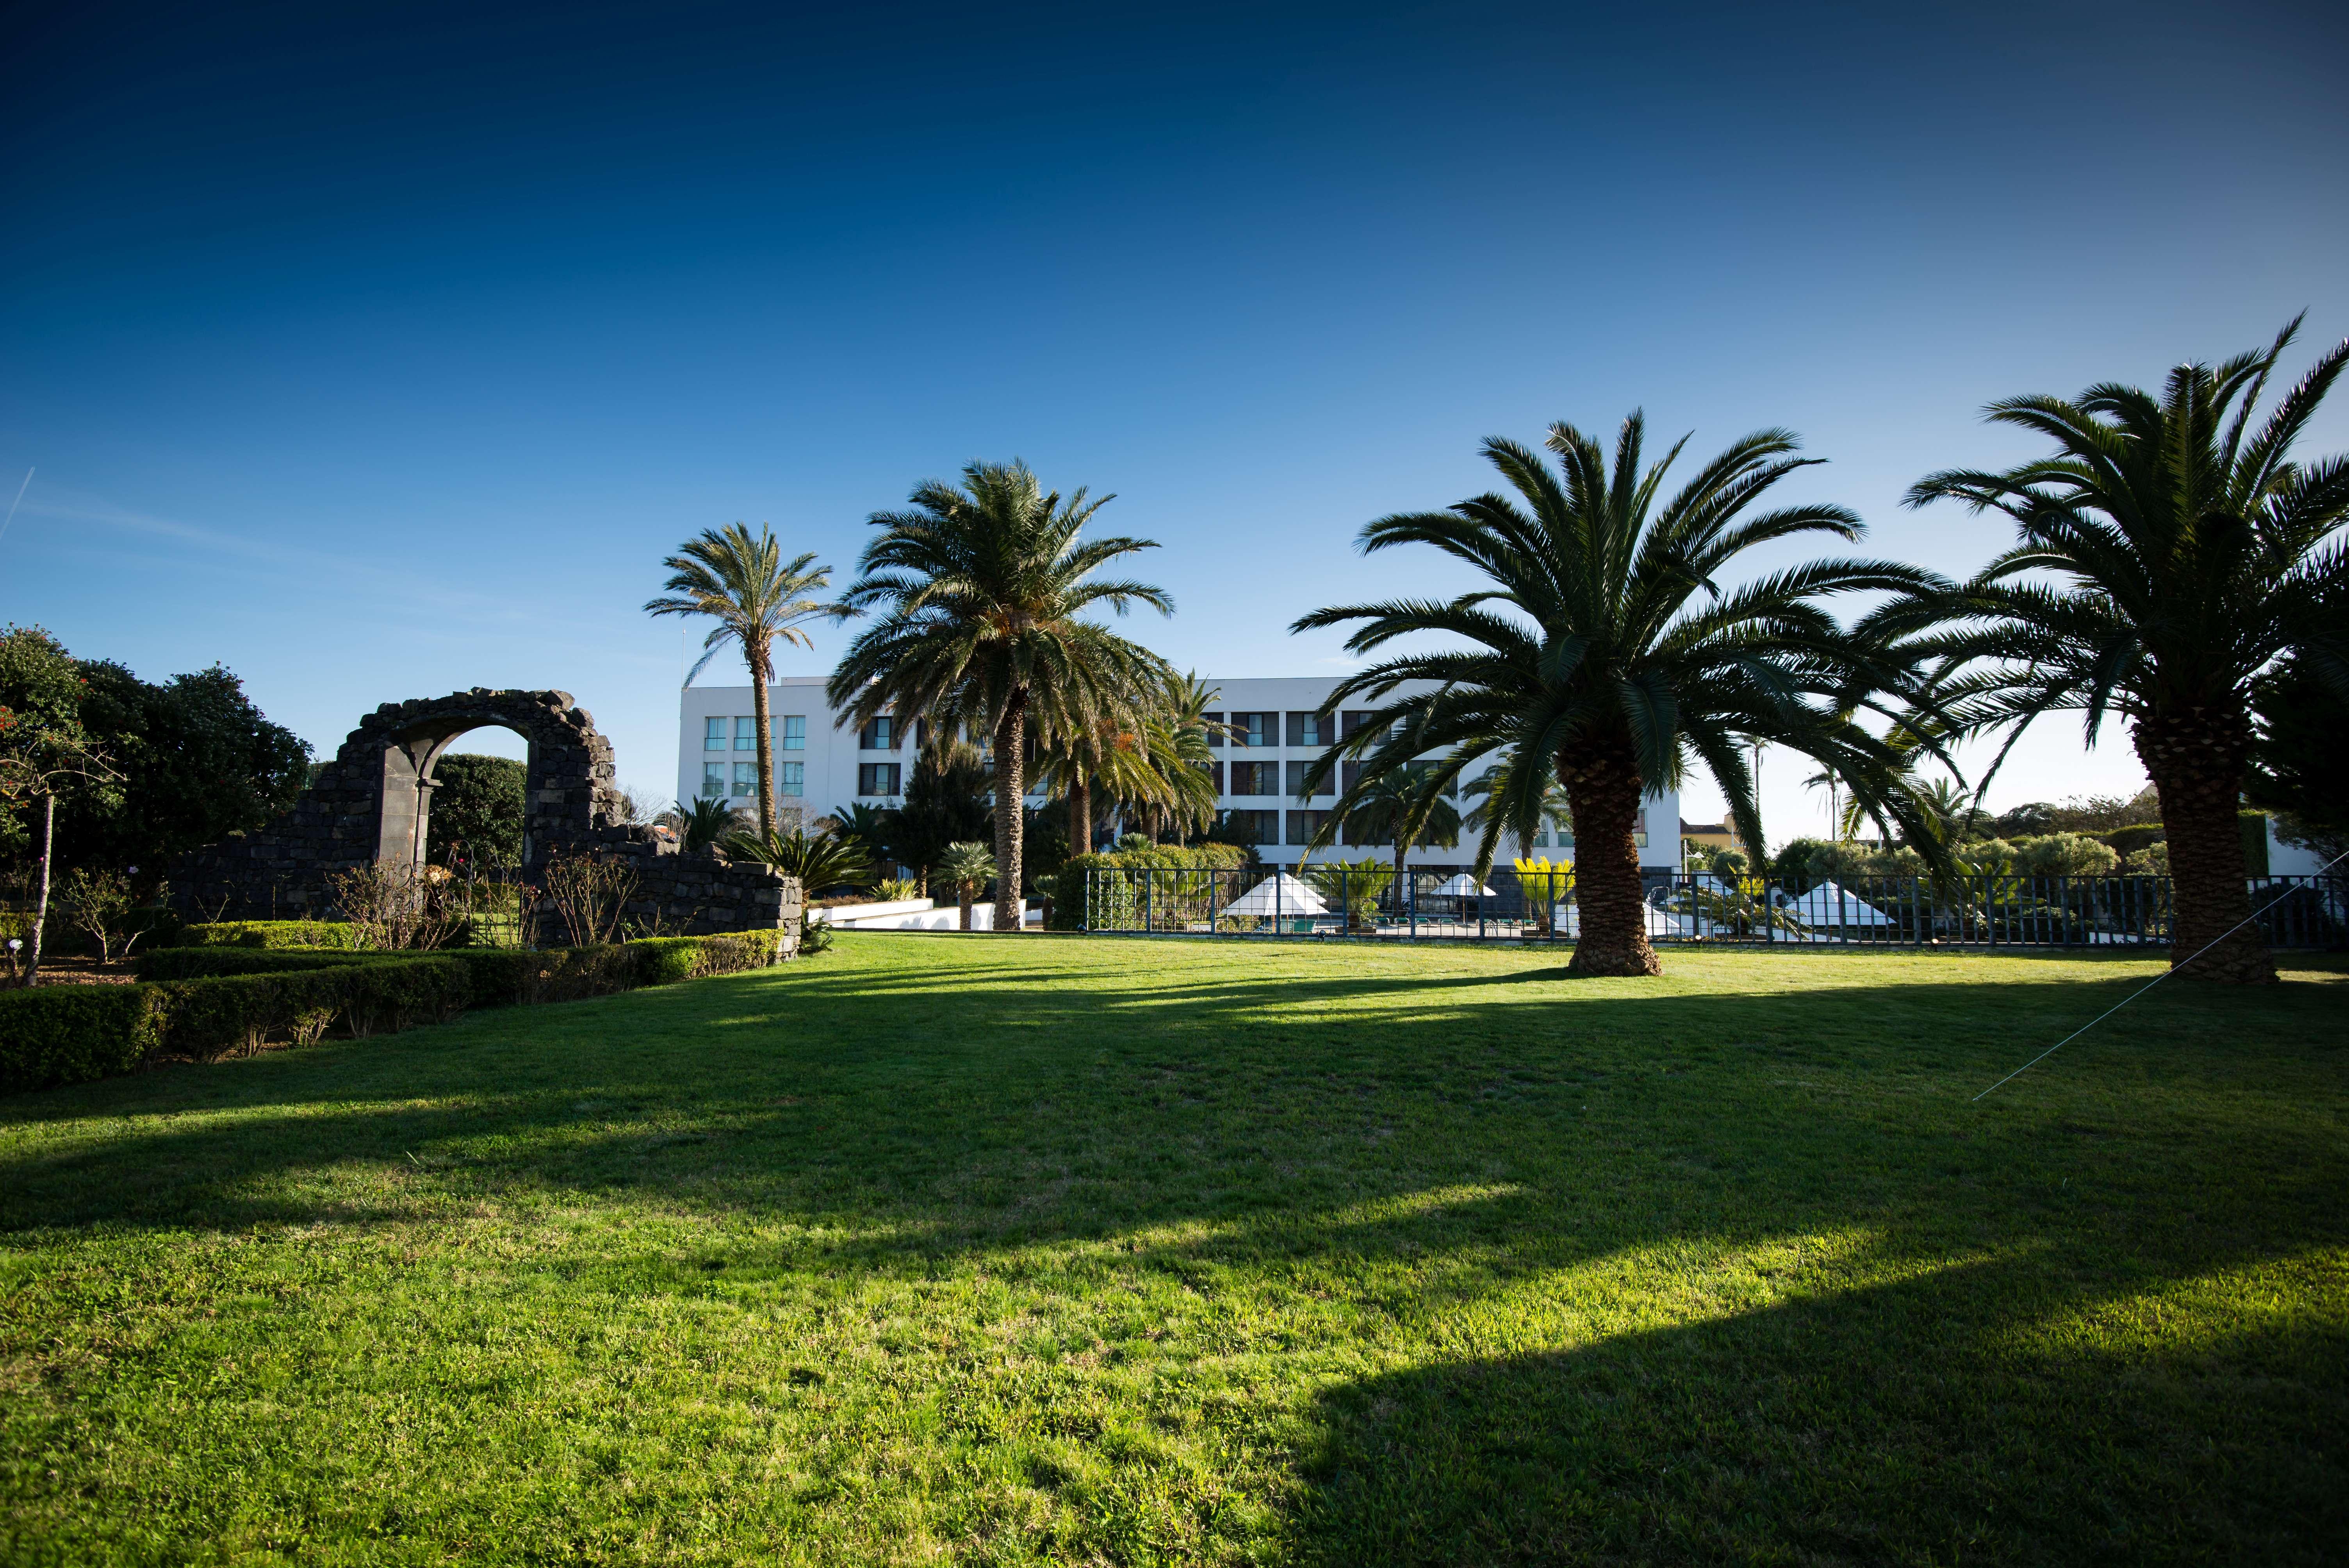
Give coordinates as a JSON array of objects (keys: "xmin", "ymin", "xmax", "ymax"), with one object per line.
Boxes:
[
  {"xmin": 1220, "ymin": 871, "xmax": 1329, "ymax": 917},
  {"xmin": 1431, "ymin": 873, "xmax": 1497, "ymax": 897}
]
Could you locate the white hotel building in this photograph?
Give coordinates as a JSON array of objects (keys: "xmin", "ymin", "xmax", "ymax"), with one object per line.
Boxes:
[{"xmin": 677, "ymin": 675, "xmax": 1682, "ymax": 873}]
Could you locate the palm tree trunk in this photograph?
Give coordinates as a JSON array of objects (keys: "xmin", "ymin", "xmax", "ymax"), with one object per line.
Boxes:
[
  {"xmin": 748, "ymin": 642, "xmax": 776, "ymax": 840},
  {"xmin": 993, "ymin": 697, "xmax": 1027, "ymax": 932},
  {"xmin": 1067, "ymin": 773, "xmax": 1091, "ymax": 858},
  {"xmin": 1560, "ymin": 745, "xmax": 1660, "ymax": 977},
  {"xmin": 2135, "ymin": 709, "xmax": 2272, "ymax": 983}
]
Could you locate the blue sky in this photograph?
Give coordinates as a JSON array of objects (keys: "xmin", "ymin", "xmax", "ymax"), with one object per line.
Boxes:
[{"xmin": 4, "ymin": 0, "xmax": 2344, "ymax": 843}]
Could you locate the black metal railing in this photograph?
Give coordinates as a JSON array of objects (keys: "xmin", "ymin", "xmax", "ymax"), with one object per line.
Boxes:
[{"xmin": 1080, "ymin": 867, "xmax": 2348, "ymax": 949}]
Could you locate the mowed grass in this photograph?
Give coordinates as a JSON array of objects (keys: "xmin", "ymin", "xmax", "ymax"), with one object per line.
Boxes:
[{"xmin": 2, "ymin": 935, "xmax": 2346, "ymax": 1566}]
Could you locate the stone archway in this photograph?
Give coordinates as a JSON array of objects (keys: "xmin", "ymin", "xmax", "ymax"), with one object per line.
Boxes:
[
  {"xmin": 171, "ymin": 688, "xmax": 798, "ymax": 943},
  {"xmin": 364, "ymin": 690, "xmax": 626, "ymax": 874}
]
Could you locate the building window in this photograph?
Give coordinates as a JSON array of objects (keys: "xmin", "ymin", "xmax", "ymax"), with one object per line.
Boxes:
[
  {"xmin": 1342, "ymin": 761, "xmax": 1363, "ymax": 794},
  {"xmin": 1286, "ymin": 809, "xmax": 1331, "ymax": 847},
  {"xmin": 1341, "ymin": 711, "xmax": 1405, "ymax": 743},
  {"xmin": 703, "ymin": 717, "xmax": 728, "ymax": 752},
  {"xmin": 1230, "ymin": 761, "xmax": 1280, "ymax": 796},
  {"xmin": 1202, "ymin": 712, "xmax": 1223, "ymax": 749},
  {"xmin": 1340, "ymin": 813, "xmax": 1389, "ymax": 847},
  {"xmin": 700, "ymin": 763, "xmax": 726, "ymax": 798},
  {"xmin": 735, "ymin": 716, "xmax": 756, "ymax": 750},
  {"xmin": 860, "ymin": 716, "xmax": 898, "ymax": 750},
  {"xmin": 1285, "ymin": 711, "xmax": 1330, "ymax": 748},
  {"xmin": 1285, "ymin": 761, "xmax": 1332, "ymax": 800},
  {"xmin": 779, "ymin": 715, "xmax": 806, "ymax": 751},
  {"xmin": 779, "ymin": 761, "xmax": 805, "ymax": 798},
  {"xmin": 731, "ymin": 762, "xmax": 758, "ymax": 798},
  {"xmin": 1230, "ymin": 711, "xmax": 1275, "ymax": 748},
  {"xmin": 858, "ymin": 762, "xmax": 901, "ymax": 796},
  {"xmin": 1206, "ymin": 761, "xmax": 1224, "ymax": 794},
  {"xmin": 1222, "ymin": 809, "xmax": 1280, "ymax": 845}
]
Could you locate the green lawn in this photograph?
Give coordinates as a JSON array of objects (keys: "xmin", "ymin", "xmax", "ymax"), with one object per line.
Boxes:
[{"xmin": 3, "ymin": 935, "xmax": 2345, "ymax": 1565}]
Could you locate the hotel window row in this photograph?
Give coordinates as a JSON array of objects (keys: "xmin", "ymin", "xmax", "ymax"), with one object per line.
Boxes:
[
  {"xmin": 703, "ymin": 715, "xmax": 808, "ymax": 751},
  {"xmin": 700, "ymin": 761, "xmax": 807, "ymax": 800},
  {"xmin": 1201, "ymin": 711, "xmax": 1396, "ymax": 749}
]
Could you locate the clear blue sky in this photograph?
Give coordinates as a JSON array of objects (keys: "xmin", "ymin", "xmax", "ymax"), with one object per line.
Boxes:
[{"xmin": 5, "ymin": 0, "xmax": 2344, "ymax": 844}]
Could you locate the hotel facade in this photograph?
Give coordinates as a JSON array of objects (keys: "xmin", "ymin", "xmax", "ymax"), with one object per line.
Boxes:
[{"xmin": 677, "ymin": 674, "xmax": 1682, "ymax": 872}]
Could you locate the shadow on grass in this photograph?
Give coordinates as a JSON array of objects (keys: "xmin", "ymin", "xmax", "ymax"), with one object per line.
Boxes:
[{"xmin": 1281, "ymin": 1241, "xmax": 2349, "ymax": 1566}]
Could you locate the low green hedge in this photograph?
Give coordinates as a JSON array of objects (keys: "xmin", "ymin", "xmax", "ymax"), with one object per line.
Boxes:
[
  {"xmin": 0, "ymin": 986, "xmax": 167, "ymax": 1093},
  {"xmin": 176, "ymin": 920, "xmax": 367, "ymax": 950},
  {"xmin": 7, "ymin": 929, "xmax": 788, "ymax": 1095}
]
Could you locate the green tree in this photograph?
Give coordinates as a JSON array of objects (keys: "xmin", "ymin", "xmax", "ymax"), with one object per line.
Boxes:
[
  {"xmin": 1296, "ymin": 416, "xmax": 1943, "ymax": 976},
  {"xmin": 1331, "ymin": 767, "xmax": 1462, "ymax": 890},
  {"xmin": 61, "ymin": 661, "xmax": 308, "ymax": 879},
  {"xmin": 893, "ymin": 736, "xmax": 993, "ymax": 892},
  {"xmin": 830, "ymin": 461, "xmax": 1173, "ymax": 931},
  {"xmin": 938, "ymin": 841, "xmax": 996, "ymax": 931},
  {"xmin": 0, "ymin": 628, "xmax": 121, "ymax": 983},
  {"xmin": 425, "ymin": 754, "xmax": 525, "ymax": 870},
  {"xmin": 645, "ymin": 524, "xmax": 834, "ymax": 840},
  {"xmin": 1895, "ymin": 317, "xmax": 2349, "ymax": 983},
  {"xmin": 2248, "ymin": 653, "xmax": 2349, "ymax": 862}
]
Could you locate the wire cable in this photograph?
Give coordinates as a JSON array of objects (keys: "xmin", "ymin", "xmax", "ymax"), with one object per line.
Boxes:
[{"xmin": 1973, "ymin": 845, "xmax": 2349, "ymax": 1101}]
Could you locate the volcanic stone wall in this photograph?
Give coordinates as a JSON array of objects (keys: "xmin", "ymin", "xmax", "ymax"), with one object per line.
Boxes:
[{"xmin": 170, "ymin": 688, "xmax": 798, "ymax": 949}]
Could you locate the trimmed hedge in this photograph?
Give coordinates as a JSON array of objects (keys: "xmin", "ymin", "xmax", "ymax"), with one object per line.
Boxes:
[
  {"xmin": 177, "ymin": 920, "xmax": 367, "ymax": 950},
  {"xmin": 1051, "ymin": 845, "xmax": 1253, "ymax": 930},
  {"xmin": 6, "ymin": 929, "xmax": 788, "ymax": 1095},
  {"xmin": 0, "ymin": 986, "xmax": 166, "ymax": 1093}
]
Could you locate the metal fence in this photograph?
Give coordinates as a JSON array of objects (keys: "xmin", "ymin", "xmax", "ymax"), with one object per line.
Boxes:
[{"xmin": 1078, "ymin": 867, "xmax": 2349, "ymax": 949}]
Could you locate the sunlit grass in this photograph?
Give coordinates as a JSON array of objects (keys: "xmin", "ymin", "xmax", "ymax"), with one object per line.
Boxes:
[{"xmin": 2, "ymin": 935, "xmax": 2344, "ymax": 1564}]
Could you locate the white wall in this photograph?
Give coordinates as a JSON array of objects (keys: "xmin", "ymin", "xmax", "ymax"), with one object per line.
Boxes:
[{"xmin": 677, "ymin": 673, "xmax": 1681, "ymax": 870}]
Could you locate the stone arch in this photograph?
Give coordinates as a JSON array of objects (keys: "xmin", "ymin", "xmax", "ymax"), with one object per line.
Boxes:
[
  {"xmin": 170, "ymin": 688, "xmax": 798, "ymax": 945},
  {"xmin": 363, "ymin": 690, "xmax": 626, "ymax": 873}
]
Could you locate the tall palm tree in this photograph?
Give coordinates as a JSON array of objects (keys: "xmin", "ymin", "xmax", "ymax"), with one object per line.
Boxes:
[
  {"xmin": 1296, "ymin": 415, "xmax": 1945, "ymax": 976},
  {"xmin": 1893, "ymin": 318, "xmax": 2349, "ymax": 984},
  {"xmin": 829, "ymin": 461, "xmax": 1173, "ymax": 930},
  {"xmin": 645, "ymin": 523, "xmax": 835, "ymax": 840}
]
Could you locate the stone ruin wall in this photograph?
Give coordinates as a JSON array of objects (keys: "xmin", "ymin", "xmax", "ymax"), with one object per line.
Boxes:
[{"xmin": 170, "ymin": 688, "xmax": 800, "ymax": 951}]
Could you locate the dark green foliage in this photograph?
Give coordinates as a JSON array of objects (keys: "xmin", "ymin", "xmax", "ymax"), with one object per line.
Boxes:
[
  {"xmin": 0, "ymin": 625, "xmax": 110, "ymax": 861},
  {"xmin": 139, "ymin": 948, "xmax": 387, "ymax": 981},
  {"xmin": 2249, "ymin": 655, "xmax": 2349, "ymax": 851},
  {"xmin": 1051, "ymin": 844, "xmax": 1252, "ymax": 928},
  {"xmin": 178, "ymin": 919, "xmax": 366, "ymax": 949},
  {"xmin": 722, "ymin": 827, "xmax": 871, "ymax": 895},
  {"xmin": 892, "ymin": 739, "xmax": 993, "ymax": 886},
  {"xmin": 426, "ymin": 754, "xmax": 526, "ymax": 869},
  {"xmin": 14, "ymin": 932, "xmax": 787, "ymax": 1093},
  {"xmin": 1771, "ymin": 838, "xmax": 1836, "ymax": 893},
  {"xmin": 62, "ymin": 659, "xmax": 309, "ymax": 875},
  {"xmin": 672, "ymin": 796, "xmax": 746, "ymax": 853},
  {"xmin": 0, "ymin": 984, "xmax": 164, "ymax": 1092}
]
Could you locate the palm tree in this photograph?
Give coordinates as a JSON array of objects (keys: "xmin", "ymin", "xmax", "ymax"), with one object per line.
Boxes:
[
  {"xmin": 722, "ymin": 825, "xmax": 873, "ymax": 897},
  {"xmin": 661, "ymin": 796, "xmax": 747, "ymax": 853},
  {"xmin": 939, "ymin": 840, "xmax": 996, "ymax": 931},
  {"xmin": 1894, "ymin": 318, "xmax": 2349, "ymax": 984},
  {"xmin": 645, "ymin": 524, "xmax": 835, "ymax": 840},
  {"xmin": 829, "ymin": 461, "xmax": 1173, "ymax": 932},
  {"xmin": 1296, "ymin": 414, "xmax": 1945, "ymax": 976},
  {"xmin": 1335, "ymin": 768, "xmax": 1463, "ymax": 894}
]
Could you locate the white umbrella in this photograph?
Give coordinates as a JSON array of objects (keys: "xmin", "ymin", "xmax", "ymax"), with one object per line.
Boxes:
[
  {"xmin": 1221, "ymin": 871, "xmax": 1329, "ymax": 917},
  {"xmin": 1432, "ymin": 873, "xmax": 1497, "ymax": 897}
]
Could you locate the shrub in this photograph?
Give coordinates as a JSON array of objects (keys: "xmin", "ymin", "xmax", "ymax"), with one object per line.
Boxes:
[
  {"xmin": 1052, "ymin": 845, "xmax": 1253, "ymax": 930},
  {"xmin": 178, "ymin": 920, "xmax": 365, "ymax": 950},
  {"xmin": 2012, "ymin": 833, "xmax": 2122, "ymax": 878},
  {"xmin": 0, "ymin": 985, "xmax": 166, "ymax": 1093},
  {"xmin": 139, "ymin": 947, "xmax": 386, "ymax": 981}
]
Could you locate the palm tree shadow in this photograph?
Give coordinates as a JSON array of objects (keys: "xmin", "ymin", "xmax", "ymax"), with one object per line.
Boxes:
[{"xmin": 1280, "ymin": 1245, "xmax": 2349, "ymax": 1565}]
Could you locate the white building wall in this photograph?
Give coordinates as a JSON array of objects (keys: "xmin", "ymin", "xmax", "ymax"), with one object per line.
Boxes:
[{"xmin": 676, "ymin": 674, "xmax": 1681, "ymax": 871}]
